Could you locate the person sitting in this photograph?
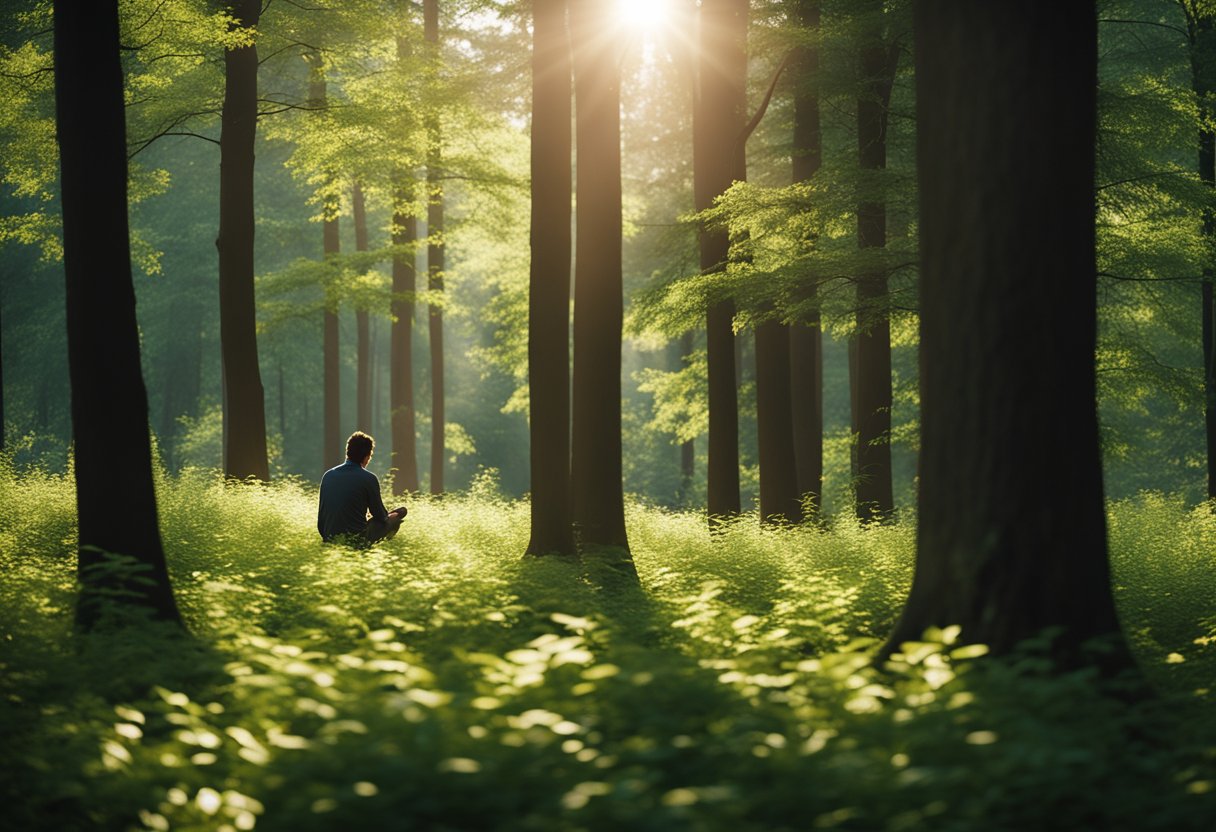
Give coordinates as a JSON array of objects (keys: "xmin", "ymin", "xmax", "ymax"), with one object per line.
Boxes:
[{"xmin": 317, "ymin": 431, "xmax": 407, "ymax": 546}]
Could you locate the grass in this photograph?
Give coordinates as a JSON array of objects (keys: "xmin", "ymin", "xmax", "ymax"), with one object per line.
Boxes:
[{"xmin": 1, "ymin": 460, "xmax": 1214, "ymax": 831}]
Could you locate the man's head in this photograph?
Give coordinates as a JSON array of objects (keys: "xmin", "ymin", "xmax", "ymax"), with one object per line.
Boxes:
[{"xmin": 346, "ymin": 431, "xmax": 375, "ymax": 466}]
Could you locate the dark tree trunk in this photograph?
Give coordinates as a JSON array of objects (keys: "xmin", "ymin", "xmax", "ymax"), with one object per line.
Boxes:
[
  {"xmin": 696, "ymin": 0, "xmax": 746, "ymax": 524},
  {"xmin": 53, "ymin": 0, "xmax": 181, "ymax": 628},
  {"xmin": 216, "ymin": 0, "xmax": 269, "ymax": 481},
  {"xmin": 391, "ymin": 176, "xmax": 420, "ymax": 493},
  {"xmin": 309, "ymin": 64, "xmax": 341, "ymax": 469},
  {"xmin": 789, "ymin": 0, "xmax": 824, "ymax": 516},
  {"xmin": 854, "ymin": 0, "xmax": 895, "ymax": 521},
  {"xmin": 755, "ymin": 320, "xmax": 801, "ymax": 523},
  {"xmin": 884, "ymin": 1, "xmax": 1133, "ymax": 668},
  {"xmin": 570, "ymin": 0, "xmax": 631, "ymax": 559},
  {"xmin": 526, "ymin": 0, "xmax": 576, "ymax": 556},
  {"xmin": 425, "ymin": 0, "xmax": 445, "ymax": 494},
  {"xmin": 353, "ymin": 182, "xmax": 371, "ymax": 431},
  {"xmin": 0, "ymin": 286, "xmax": 5, "ymax": 451},
  {"xmin": 1185, "ymin": 5, "xmax": 1216, "ymax": 502}
]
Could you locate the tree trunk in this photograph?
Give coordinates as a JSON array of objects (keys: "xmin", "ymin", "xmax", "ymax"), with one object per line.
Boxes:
[
  {"xmin": 309, "ymin": 64, "xmax": 341, "ymax": 469},
  {"xmin": 1185, "ymin": 5, "xmax": 1216, "ymax": 502},
  {"xmin": 570, "ymin": 0, "xmax": 632, "ymax": 560},
  {"xmin": 697, "ymin": 0, "xmax": 746, "ymax": 524},
  {"xmin": 391, "ymin": 176, "xmax": 420, "ymax": 493},
  {"xmin": 756, "ymin": 320, "xmax": 801, "ymax": 523},
  {"xmin": 854, "ymin": 0, "xmax": 895, "ymax": 521},
  {"xmin": 353, "ymin": 181, "xmax": 371, "ymax": 431},
  {"xmin": 526, "ymin": 0, "xmax": 576, "ymax": 556},
  {"xmin": 216, "ymin": 0, "xmax": 269, "ymax": 481},
  {"xmin": 789, "ymin": 0, "xmax": 824, "ymax": 516},
  {"xmin": 425, "ymin": 0, "xmax": 445, "ymax": 494},
  {"xmin": 884, "ymin": 1, "xmax": 1133, "ymax": 669},
  {"xmin": 53, "ymin": 0, "xmax": 181, "ymax": 628}
]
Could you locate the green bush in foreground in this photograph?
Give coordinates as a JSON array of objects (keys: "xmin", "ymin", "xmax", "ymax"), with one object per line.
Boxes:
[{"xmin": 0, "ymin": 463, "xmax": 1213, "ymax": 831}]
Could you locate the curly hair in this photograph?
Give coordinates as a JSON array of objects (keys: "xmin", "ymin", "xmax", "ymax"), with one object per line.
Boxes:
[{"xmin": 345, "ymin": 431, "xmax": 375, "ymax": 462}]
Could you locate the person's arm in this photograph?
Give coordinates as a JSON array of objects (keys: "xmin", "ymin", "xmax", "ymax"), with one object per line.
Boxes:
[{"xmin": 366, "ymin": 474, "xmax": 389, "ymax": 523}]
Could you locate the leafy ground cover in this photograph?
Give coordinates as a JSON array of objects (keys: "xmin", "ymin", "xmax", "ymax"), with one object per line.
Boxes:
[{"xmin": 1, "ymin": 462, "xmax": 1214, "ymax": 831}]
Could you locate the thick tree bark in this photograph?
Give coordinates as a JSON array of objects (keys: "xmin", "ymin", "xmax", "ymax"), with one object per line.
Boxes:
[
  {"xmin": 391, "ymin": 177, "xmax": 420, "ymax": 493},
  {"xmin": 1184, "ymin": 4, "xmax": 1216, "ymax": 502},
  {"xmin": 526, "ymin": 0, "xmax": 576, "ymax": 556},
  {"xmin": 216, "ymin": 0, "xmax": 269, "ymax": 481},
  {"xmin": 353, "ymin": 182, "xmax": 371, "ymax": 431},
  {"xmin": 425, "ymin": 0, "xmax": 445, "ymax": 494},
  {"xmin": 854, "ymin": 0, "xmax": 895, "ymax": 521},
  {"xmin": 697, "ymin": 0, "xmax": 746, "ymax": 524},
  {"xmin": 53, "ymin": 0, "xmax": 181, "ymax": 628},
  {"xmin": 570, "ymin": 0, "xmax": 631, "ymax": 559},
  {"xmin": 789, "ymin": 0, "xmax": 824, "ymax": 516},
  {"xmin": 884, "ymin": 1, "xmax": 1132, "ymax": 668},
  {"xmin": 756, "ymin": 320, "xmax": 801, "ymax": 523}
]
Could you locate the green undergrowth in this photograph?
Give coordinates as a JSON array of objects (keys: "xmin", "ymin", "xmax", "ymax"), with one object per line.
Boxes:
[{"xmin": 1, "ymin": 462, "xmax": 1214, "ymax": 831}]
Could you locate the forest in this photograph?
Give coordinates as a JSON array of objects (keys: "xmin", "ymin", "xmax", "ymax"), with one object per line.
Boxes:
[{"xmin": 1, "ymin": 0, "xmax": 1214, "ymax": 829}]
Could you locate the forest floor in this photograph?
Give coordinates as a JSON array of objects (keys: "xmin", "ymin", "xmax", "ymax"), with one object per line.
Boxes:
[{"xmin": 1, "ymin": 464, "xmax": 1214, "ymax": 831}]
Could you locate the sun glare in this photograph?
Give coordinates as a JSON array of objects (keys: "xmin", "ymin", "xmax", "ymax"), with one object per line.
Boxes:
[{"xmin": 616, "ymin": 0, "xmax": 670, "ymax": 31}]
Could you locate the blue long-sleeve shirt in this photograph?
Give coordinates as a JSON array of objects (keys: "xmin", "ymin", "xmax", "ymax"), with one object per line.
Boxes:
[{"xmin": 317, "ymin": 459, "xmax": 389, "ymax": 541}]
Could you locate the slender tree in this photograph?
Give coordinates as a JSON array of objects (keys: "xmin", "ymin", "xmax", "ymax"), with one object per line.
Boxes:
[
  {"xmin": 391, "ymin": 32, "xmax": 421, "ymax": 495},
  {"xmin": 391, "ymin": 176, "xmax": 421, "ymax": 492},
  {"xmin": 424, "ymin": 0, "xmax": 446, "ymax": 494},
  {"xmin": 789, "ymin": 0, "xmax": 824, "ymax": 516},
  {"xmin": 308, "ymin": 58, "xmax": 342, "ymax": 468},
  {"xmin": 853, "ymin": 0, "xmax": 897, "ymax": 521},
  {"xmin": 54, "ymin": 0, "xmax": 181, "ymax": 628},
  {"xmin": 353, "ymin": 181, "xmax": 372, "ymax": 430},
  {"xmin": 526, "ymin": 0, "xmax": 576, "ymax": 556},
  {"xmin": 1181, "ymin": 2, "xmax": 1216, "ymax": 502},
  {"xmin": 696, "ymin": 0, "xmax": 746, "ymax": 524},
  {"xmin": 570, "ymin": 0, "xmax": 632, "ymax": 560},
  {"xmin": 884, "ymin": 1, "xmax": 1133, "ymax": 667},
  {"xmin": 755, "ymin": 317, "xmax": 801, "ymax": 522},
  {"xmin": 216, "ymin": 0, "xmax": 270, "ymax": 481}
]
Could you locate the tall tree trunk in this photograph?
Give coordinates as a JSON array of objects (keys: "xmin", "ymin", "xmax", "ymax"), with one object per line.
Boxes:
[
  {"xmin": 884, "ymin": 1, "xmax": 1133, "ymax": 669},
  {"xmin": 53, "ymin": 0, "xmax": 181, "ymax": 628},
  {"xmin": 789, "ymin": 0, "xmax": 824, "ymax": 516},
  {"xmin": 1184, "ymin": 4, "xmax": 1216, "ymax": 502},
  {"xmin": 755, "ymin": 319, "xmax": 801, "ymax": 522},
  {"xmin": 697, "ymin": 0, "xmax": 746, "ymax": 524},
  {"xmin": 216, "ymin": 0, "xmax": 269, "ymax": 481},
  {"xmin": 526, "ymin": 0, "xmax": 576, "ymax": 556},
  {"xmin": 309, "ymin": 63, "xmax": 341, "ymax": 469},
  {"xmin": 0, "ymin": 286, "xmax": 5, "ymax": 451},
  {"xmin": 391, "ymin": 176, "xmax": 420, "ymax": 493},
  {"xmin": 353, "ymin": 181, "xmax": 371, "ymax": 430},
  {"xmin": 570, "ymin": 0, "xmax": 631, "ymax": 560},
  {"xmin": 854, "ymin": 0, "xmax": 895, "ymax": 521},
  {"xmin": 425, "ymin": 0, "xmax": 445, "ymax": 494}
]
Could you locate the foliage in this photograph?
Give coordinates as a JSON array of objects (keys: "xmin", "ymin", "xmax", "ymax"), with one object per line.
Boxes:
[{"xmin": 1, "ymin": 460, "xmax": 1213, "ymax": 830}]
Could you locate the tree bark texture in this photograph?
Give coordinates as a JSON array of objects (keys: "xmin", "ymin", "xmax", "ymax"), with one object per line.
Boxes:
[
  {"xmin": 755, "ymin": 319, "xmax": 801, "ymax": 523},
  {"xmin": 53, "ymin": 0, "xmax": 182, "ymax": 628},
  {"xmin": 885, "ymin": 1, "xmax": 1132, "ymax": 666},
  {"xmin": 789, "ymin": 0, "xmax": 824, "ymax": 514},
  {"xmin": 854, "ymin": 0, "xmax": 894, "ymax": 520},
  {"xmin": 353, "ymin": 182, "xmax": 372, "ymax": 432},
  {"xmin": 425, "ymin": 0, "xmax": 446, "ymax": 494},
  {"xmin": 696, "ymin": 0, "xmax": 746, "ymax": 523},
  {"xmin": 391, "ymin": 177, "xmax": 420, "ymax": 493},
  {"xmin": 1184, "ymin": 4, "xmax": 1216, "ymax": 502},
  {"xmin": 526, "ymin": 0, "xmax": 576, "ymax": 556},
  {"xmin": 570, "ymin": 0, "xmax": 630, "ymax": 554},
  {"xmin": 216, "ymin": 0, "xmax": 269, "ymax": 481}
]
